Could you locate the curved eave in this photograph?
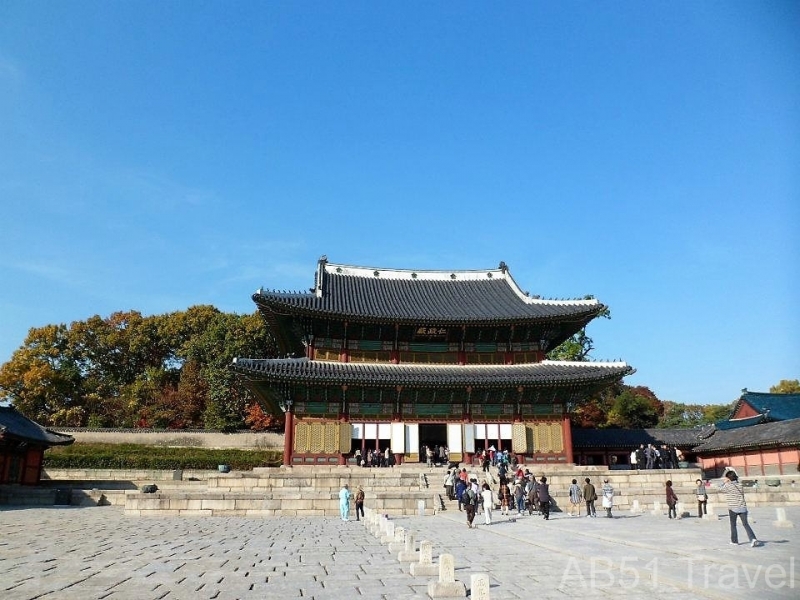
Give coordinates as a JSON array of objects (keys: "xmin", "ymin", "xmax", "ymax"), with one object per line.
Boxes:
[
  {"xmin": 253, "ymin": 294, "xmax": 605, "ymax": 327},
  {"xmin": 232, "ymin": 358, "xmax": 633, "ymax": 389}
]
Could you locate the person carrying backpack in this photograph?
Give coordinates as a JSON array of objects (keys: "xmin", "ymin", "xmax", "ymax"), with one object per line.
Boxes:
[{"xmin": 464, "ymin": 486, "xmax": 478, "ymax": 528}]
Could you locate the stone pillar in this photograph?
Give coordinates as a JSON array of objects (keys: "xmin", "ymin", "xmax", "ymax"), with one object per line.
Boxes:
[
  {"xmin": 471, "ymin": 573, "xmax": 491, "ymax": 600},
  {"xmin": 398, "ymin": 531, "xmax": 418, "ymax": 562},
  {"xmin": 427, "ymin": 553, "xmax": 466, "ymax": 598},
  {"xmin": 774, "ymin": 507, "xmax": 794, "ymax": 528},
  {"xmin": 389, "ymin": 526, "xmax": 406, "ymax": 554},
  {"xmin": 410, "ymin": 540, "xmax": 438, "ymax": 576}
]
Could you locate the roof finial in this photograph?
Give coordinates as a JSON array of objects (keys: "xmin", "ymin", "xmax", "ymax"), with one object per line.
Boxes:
[{"xmin": 499, "ymin": 261, "xmax": 508, "ymax": 273}]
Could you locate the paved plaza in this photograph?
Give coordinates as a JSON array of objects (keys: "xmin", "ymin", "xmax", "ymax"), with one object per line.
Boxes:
[{"xmin": 1, "ymin": 503, "xmax": 797, "ymax": 599}]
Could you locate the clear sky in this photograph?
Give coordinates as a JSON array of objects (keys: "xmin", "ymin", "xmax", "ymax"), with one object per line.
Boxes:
[{"xmin": 1, "ymin": 2, "xmax": 797, "ymax": 407}]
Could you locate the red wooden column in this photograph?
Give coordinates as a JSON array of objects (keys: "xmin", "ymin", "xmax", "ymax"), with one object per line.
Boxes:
[
  {"xmin": 562, "ymin": 415, "xmax": 574, "ymax": 464},
  {"xmin": 283, "ymin": 407, "xmax": 294, "ymax": 467},
  {"xmin": 339, "ymin": 385, "xmax": 349, "ymax": 465}
]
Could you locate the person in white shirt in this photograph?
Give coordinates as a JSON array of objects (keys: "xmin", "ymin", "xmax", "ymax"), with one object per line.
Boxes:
[{"xmin": 480, "ymin": 483, "xmax": 495, "ymax": 525}]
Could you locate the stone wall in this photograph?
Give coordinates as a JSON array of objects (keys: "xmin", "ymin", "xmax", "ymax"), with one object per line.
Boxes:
[{"xmin": 60, "ymin": 429, "xmax": 284, "ymax": 449}]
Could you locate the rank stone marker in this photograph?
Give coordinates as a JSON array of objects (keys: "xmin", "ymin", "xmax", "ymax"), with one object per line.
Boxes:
[
  {"xmin": 774, "ymin": 507, "xmax": 794, "ymax": 528},
  {"xmin": 471, "ymin": 573, "xmax": 491, "ymax": 600},
  {"xmin": 428, "ymin": 553, "xmax": 466, "ymax": 598},
  {"xmin": 398, "ymin": 531, "xmax": 418, "ymax": 563},
  {"xmin": 410, "ymin": 540, "xmax": 438, "ymax": 577}
]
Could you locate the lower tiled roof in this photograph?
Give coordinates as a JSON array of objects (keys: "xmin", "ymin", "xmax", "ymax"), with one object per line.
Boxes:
[
  {"xmin": 691, "ymin": 418, "xmax": 800, "ymax": 454},
  {"xmin": 572, "ymin": 428, "xmax": 706, "ymax": 449},
  {"xmin": 232, "ymin": 358, "xmax": 633, "ymax": 388},
  {"xmin": 0, "ymin": 406, "xmax": 75, "ymax": 446}
]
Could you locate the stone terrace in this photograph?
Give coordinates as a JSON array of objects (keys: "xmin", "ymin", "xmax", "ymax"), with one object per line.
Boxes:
[{"xmin": 3, "ymin": 464, "xmax": 796, "ymax": 517}]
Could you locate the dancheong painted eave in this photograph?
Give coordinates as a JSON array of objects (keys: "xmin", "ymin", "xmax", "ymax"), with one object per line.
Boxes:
[
  {"xmin": 252, "ymin": 257, "xmax": 606, "ymax": 326},
  {"xmin": 231, "ymin": 357, "xmax": 634, "ymax": 389}
]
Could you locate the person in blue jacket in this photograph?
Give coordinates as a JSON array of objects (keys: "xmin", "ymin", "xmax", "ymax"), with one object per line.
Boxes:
[{"xmin": 339, "ymin": 484, "xmax": 352, "ymax": 521}]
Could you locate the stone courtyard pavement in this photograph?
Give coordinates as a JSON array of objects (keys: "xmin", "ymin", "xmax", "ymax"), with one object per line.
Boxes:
[{"xmin": 1, "ymin": 504, "xmax": 797, "ymax": 599}]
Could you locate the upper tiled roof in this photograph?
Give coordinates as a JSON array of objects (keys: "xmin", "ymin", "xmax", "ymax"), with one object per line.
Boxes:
[
  {"xmin": 0, "ymin": 406, "xmax": 75, "ymax": 446},
  {"xmin": 731, "ymin": 390, "xmax": 800, "ymax": 422},
  {"xmin": 692, "ymin": 418, "xmax": 800, "ymax": 453},
  {"xmin": 253, "ymin": 257, "xmax": 605, "ymax": 325},
  {"xmin": 232, "ymin": 358, "xmax": 633, "ymax": 388}
]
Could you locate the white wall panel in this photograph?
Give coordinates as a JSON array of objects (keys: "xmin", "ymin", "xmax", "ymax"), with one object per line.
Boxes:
[
  {"xmin": 390, "ymin": 422, "xmax": 405, "ymax": 453},
  {"xmin": 463, "ymin": 424, "xmax": 476, "ymax": 453}
]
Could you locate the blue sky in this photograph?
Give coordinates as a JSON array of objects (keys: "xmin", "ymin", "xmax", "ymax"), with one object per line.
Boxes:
[{"xmin": 1, "ymin": 2, "xmax": 797, "ymax": 407}]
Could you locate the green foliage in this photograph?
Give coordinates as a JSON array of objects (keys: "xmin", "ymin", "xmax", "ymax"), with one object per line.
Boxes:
[
  {"xmin": 770, "ymin": 379, "xmax": 800, "ymax": 394},
  {"xmin": 547, "ymin": 297, "xmax": 609, "ymax": 361},
  {"xmin": 43, "ymin": 443, "xmax": 282, "ymax": 470},
  {"xmin": 0, "ymin": 307, "xmax": 277, "ymax": 429},
  {"xmin": 658, "ymin": 401, "xmax": 733, "ymax": 428},
  {"xmin": 607, "ymin": 389, "xmax": 660, "ymax": 428}
]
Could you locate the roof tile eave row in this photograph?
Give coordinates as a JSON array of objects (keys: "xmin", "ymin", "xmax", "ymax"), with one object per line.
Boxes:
[
  {"xmin": 255, "ymin": 297, "xmax": 602, "ymax": 326},
  {"xmin": 232, "ymin": 358, "xmax": 633, "ymax": 388}
]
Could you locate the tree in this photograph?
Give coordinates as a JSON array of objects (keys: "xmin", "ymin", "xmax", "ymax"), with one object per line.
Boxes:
[
  {"xmin": 0, "ymin": 324, "xmax": 82, "ymax": 424},
  {"xmin": 244, "ymin": 403, "xmax": 280, "ymax": 431},
  {"xmin": 606, "ymin": 389, "xmax": 660, "ymax": 428},
  {"xmin": 0, "ymin": 306, "xmax": 276, "ymax": 429},
  {"xmin": 770, "ymin": 379, "xmax": 800, "ymax": 394},
  {"xmin": 657, "ymin": 401, "xmax": 730, "ymax": 428},
  {"xmin": 547, "ymin": 297, "xmax": 609, "ymax": 361}
]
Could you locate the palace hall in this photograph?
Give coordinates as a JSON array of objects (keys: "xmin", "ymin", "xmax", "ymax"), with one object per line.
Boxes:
[{"xmin": 233, "ymin": 257, "xmax": 633, "ymax": 466}]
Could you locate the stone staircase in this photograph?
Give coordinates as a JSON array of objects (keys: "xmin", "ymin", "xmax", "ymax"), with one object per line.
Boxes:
[
  {"xmin": 3, "ymin": 465, "xmax": 797, "ymax": 516},
  {"xmin": 124, "ymin": 465, "xmax": 442, "ymax": 517}
]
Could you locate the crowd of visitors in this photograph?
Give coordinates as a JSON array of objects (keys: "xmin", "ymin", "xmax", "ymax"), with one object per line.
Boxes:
[
  {"xmin": 630, "ymin": 443, "xmax": 684, "ymax": 470},
  {"xmin": 338, "ymin": 456, "xmax": 764, "ymax": 550},
  {"xmin": 354, "ymin": 447, "xmax": 395, "ymax": 468},
  {"xmin": 442, "ymin": 465, "xmax": 607, "ymax": 527}
]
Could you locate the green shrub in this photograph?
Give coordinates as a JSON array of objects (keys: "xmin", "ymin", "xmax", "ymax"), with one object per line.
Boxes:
[{"xmin": 44, "ymin": 443, "xmax": 282, "ymax": 470}]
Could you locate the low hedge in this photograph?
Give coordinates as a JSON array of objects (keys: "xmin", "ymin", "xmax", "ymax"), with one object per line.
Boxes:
[{"xmin": 44, "ymin": 443, "xmax": 282, "ymax": 470}]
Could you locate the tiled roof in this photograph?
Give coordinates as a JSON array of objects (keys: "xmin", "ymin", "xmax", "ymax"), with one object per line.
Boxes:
[
  {"xmin": 232, "ymin": 358, "xmax": 633, "ymax": 389},
  {"xmin": 714, "ymin": 414, "xmax": 765, "ymax": 430},
  {"xmin": 692, "ymin": 418, "xmax": 800, "ymax": 454},
  {"xmin": 0, "ymin": 406, "xmax": 75, "ymax": 446},
  {"xmin": 572, "ymin": 427, "xmax": 705, "ymax": 449},
  {"xmin": 253, "ymin": 257, "xmax": 605, "ymax": 325},
  {"xmin": 732, "ymin": 390, "xmax": 800, "ymax": 422}
]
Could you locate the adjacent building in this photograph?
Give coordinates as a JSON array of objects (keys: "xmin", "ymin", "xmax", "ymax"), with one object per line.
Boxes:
[
  {"xmin": 0, "ymin": 405, "xmax": 74, "ymax": 485},
  {"xmin": 694, "ymin": 389, "xmax": 800, "ymax": 477},
  {"xmin": 233, "ymin": 257, "xmax": 633, "ymax": 466}
]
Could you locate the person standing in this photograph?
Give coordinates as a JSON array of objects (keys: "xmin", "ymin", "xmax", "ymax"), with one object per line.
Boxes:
[
  {"xmin": 498, "ymin": 479, "xmax": 511, "ymax": 516},
  {"xmin": 354, "ymin": 486, "xmax": 365, "ymax": 520},
  {"xmin": 601, "ymin": 478, "xmax": 614, "ymax": 518},
  {"xmin": 645, "ymin": 444, "xmax": 655, "ymax": 469},
  {"xmin": 455, "ymin": 477, "xmax": 466, "ymax": 511},
  {"xmin": 665, "ymin": 480, "xmax": 678, "ymax": 519},
  {"xmin": 720, "ymin": 471, "xmax": 762, "ymax": 547},
  {"xmin": 568, "ymin": 478, "xmax": 583, "ymax": 517},
  {"xmin": 537, "ymin": 476, "xmax": 551, "ymax": 520},
  {"xmin": 583, "ymin": 477, "xmax": 597, "ymax": 517},
  {"xmin": 695, "ymin": 478, "xmax": 708, "ymax": 518},
  {"xmin": 630, "ymin": 449, "xmax": 638, "ymax": 470},
  {"xmin": 513, "ymin": 479, "xmax": 525, "ymax": 515},
  {"xmin": 636, "ymin": 444, "xmax": 645, "ymax": 470},
  {"xmin": 481, "ymin": 483, "xmax": 494, "ymax": 525},
  {"xmin": 339, "ymin": 484, "xmax": 352, "ymax": 521},
  {"xmin": 444, "ymin": 469, "xmax": 455, "ymax": 500},
  {"xmin": 464, "ymin": 484, "xmax": 478, "ymax": 528}
]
